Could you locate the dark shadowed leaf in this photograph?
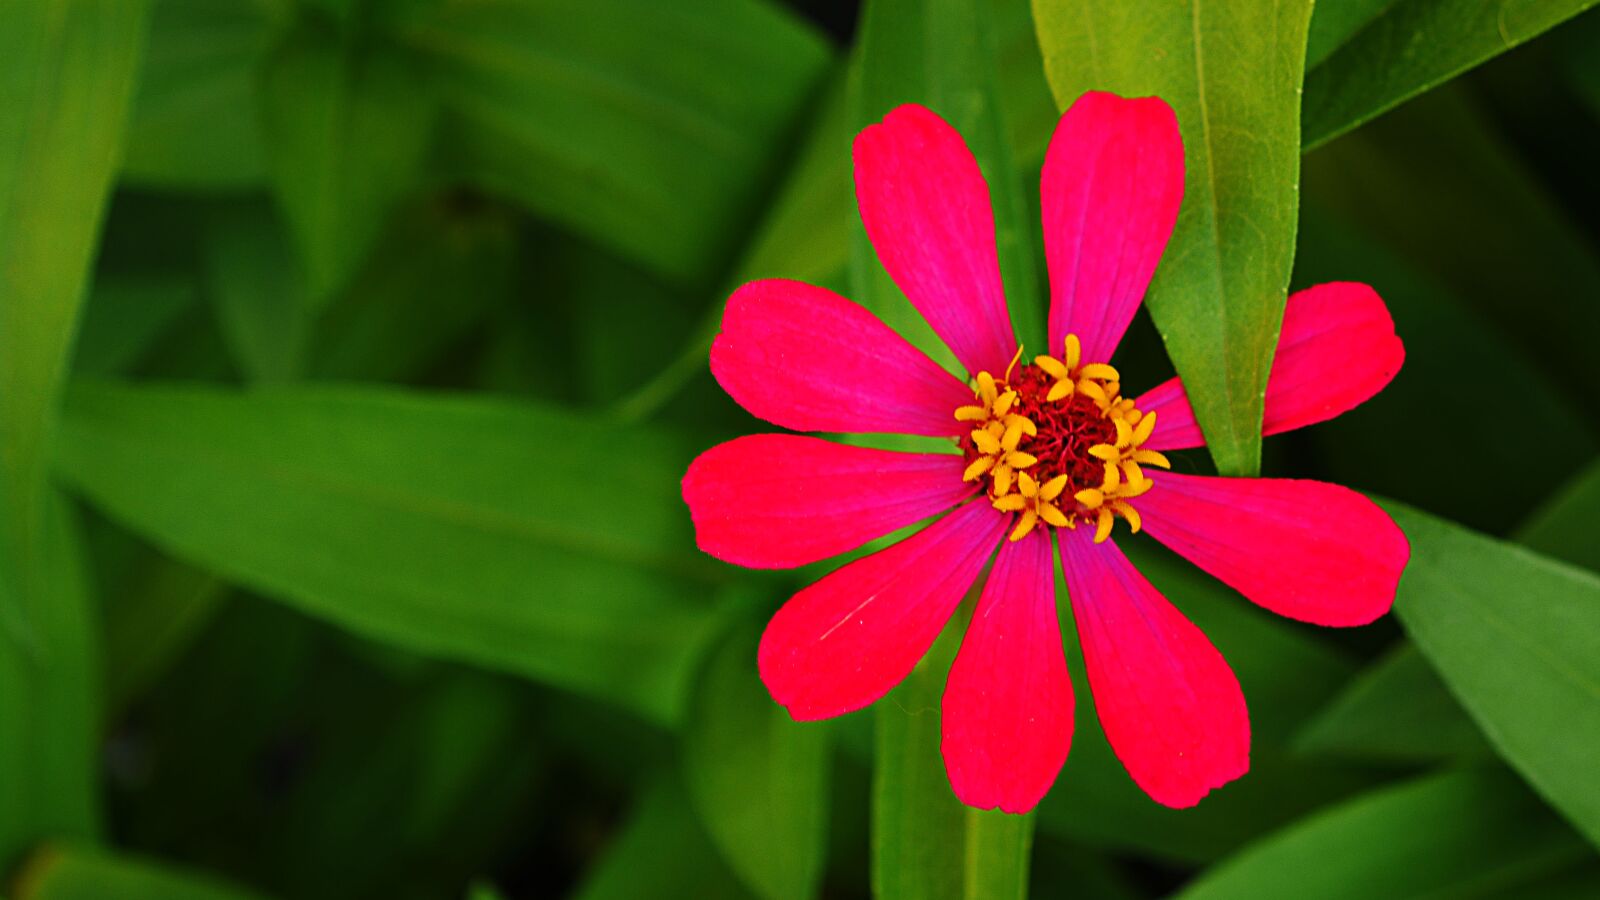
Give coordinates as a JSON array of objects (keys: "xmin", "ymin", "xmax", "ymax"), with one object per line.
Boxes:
[
  {"xmin": 14, "ymin": 846, "xmax": 265, "ymax": 900},
  {"xmin": 261, "ymin": 20, "xmax": 436, "ymax": 302},
  {"xmin": 572, "ymin": 776, "xmax": 754, "ymax": 900},
  {"xmin": 1293, "ymin": 644, "xmax": 1490, "ymax": 762},
  {"xmin": 204, "ymin": 201, "xmax": 308, "ymax": 383},
  {"xmin": 1032, "ymin": 0, "xmax": 1315, "ymax": 477},
  {"xmin": 1519, "ymin": 461, "xmax": 1600, "ymax": 574},
  {"xmin": 405, "ymin": 0, "xmax": 832, "ymax": 285},
  {"xmin": 1303, "ymin": 0, "xmax": 1600, "ymax": 148}
]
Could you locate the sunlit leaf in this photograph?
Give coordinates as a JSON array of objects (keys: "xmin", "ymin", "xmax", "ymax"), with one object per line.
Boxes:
[{"xmin": 1032, "ymin": 0, "xmax": 1315, "ymax": 477}]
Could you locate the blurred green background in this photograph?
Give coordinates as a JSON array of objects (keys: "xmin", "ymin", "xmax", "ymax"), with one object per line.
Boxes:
[{"xmin": 3, "ymin": 0, "xmax": 1599, "ymax": 897}]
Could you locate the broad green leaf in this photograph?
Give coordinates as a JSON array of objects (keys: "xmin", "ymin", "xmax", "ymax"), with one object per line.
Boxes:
[
  {"xmin": 1386, "ymin": 501, "xmax": 1600, "ymax": 846},
  {"xmin": 685, "ymin": 612, "xmax": 831, "ymax": 900},
  {"xmin": 853, "ymin": 0, "xmax": 1043, "ymax": 372},
  {"xmin": 1519, "ymin": 460, "xmax": 1600, "ymax": 574},
  {"xmin": 572, "ymin": 776, "xmax": 753, "ymax": 900},
  {"xmin": 873, "ymin": 616, "xmax": 1033, "ymax": 900},
  {"xmin": 1032, "ymin": 0, "xmax": 1315, "ymax": 477},
  {"xmin": 310, "ymin": 196, "xmax": 514, "ymax": 383},
  {"xmin": 122, "ymin": 0, "xmax": 286, "ymax": 189},
  {"xmin": 1303, "ymin": 0, "xmax": 1600, "ymax": 148},
  {"xmin": 1293, "ymin": 462, "xmax": 1600, "ymax": 763},
  {"xmin": 0, "ymin": 0, "xmax": 151, "ymax": 861},
  {"xmin": 13, "ymin": 846, "xmax": 265, "ymax": 900},
  {"xmin": 1293, "ymin": 644, "xmax": 1490, "ymax": 762},
  {"xmin": 405, "ymin": 0, "xmax": 832, "ymax": 286},
  {"xmin": 204, "ymin": 202, "xmax": 308, "ymax": 383},
  {"xmin": 1174, "ymin": 768, "xmax": 1590, "ymax": 899},
  {"xmin": 55, "ymin": 382, "xmax": 729, "ymax": 726},
  {"xmin": 261, "ymin": 20, "xmax": 436, "ymax": 302},
  {"xmin": 1303, "ymin": 87, "xmax": 1600, "ymax": 418}
]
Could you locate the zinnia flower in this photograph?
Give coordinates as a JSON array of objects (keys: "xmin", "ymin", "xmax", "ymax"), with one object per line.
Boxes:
[{"xmin": 681, "ymin": 91, "xmax": 1410, "ymax": 813}]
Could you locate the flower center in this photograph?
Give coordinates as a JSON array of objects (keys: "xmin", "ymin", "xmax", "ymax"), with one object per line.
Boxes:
[{"xmin": 955, "ymin": 335, "xmax": 1171, "ymax": 544}]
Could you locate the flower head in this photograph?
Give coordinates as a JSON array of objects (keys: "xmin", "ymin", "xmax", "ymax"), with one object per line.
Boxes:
[{"xmin": 682, "ymin": 92, "xmax": 1409, "ymax": 813}]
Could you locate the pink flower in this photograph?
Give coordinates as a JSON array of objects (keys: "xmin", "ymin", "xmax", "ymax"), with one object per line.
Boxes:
[{"xmin": 681, "ymin": 92, "xmax": 1410, "ymax": 814}]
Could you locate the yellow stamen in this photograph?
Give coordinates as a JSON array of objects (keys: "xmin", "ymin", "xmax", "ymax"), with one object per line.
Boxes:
[
  {"xmin": 963, "ymin": 457, "xmax": 993, "ymax": 482},
  {"xmin": 1094, "ymin": 509, "xmax": 1114, "ymax": 543},
  {"xmin": 1010, "ymin": 509, "xmax": 1039, "ymax": 542}
]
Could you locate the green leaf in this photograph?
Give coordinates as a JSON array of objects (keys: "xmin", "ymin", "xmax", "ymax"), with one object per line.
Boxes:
[
  {"xmin": 1519, "ymin": 460, "xmax": 1600, "ymax": 574},
  {"xmin": 872, "ymin": 616, "xmax": 1033, "ymax": 900},
  {"xmin": 1293, "ymin": 643, "xmax": 1491, "ymax": 762},
  {"xmin": 572, "ymin": 776, "xmax": 754, "ymax": 900},
  {"xmin": 407, "ymin": 0, "xmax": 832, "ymax": 286},
  {"xmin": 261, "ymin": 20, "xmax": 436, "ymax": 302},
  {"xmin": 0, "ymin": 0, "xmax": 151, "ymax": 860},
  {"xmin": 122, "ymin": 0, "xmax": 286, "ymax": 189},
  {"xmin": 55, "ymin": 381, "xmax": 728, "ymax": 726},
  {"xmin": 204, "ymin": 201, "xmax": 308, "ymax": 383},
  {"xmin": 14, "ymin": 846, "xmax": 265, "ymax": 900},
  {"xmin": 685, "ymin": 612, "xmax": 831, "ymax": 900},
  {"xmin": 1174, "ymin": 768, "xmax": 1590, "ymax": 899},
  {"xmin": 1386, "ymin": 501, "xmax": 1600, "ymax": 846},
  {"xmin": 0, "ymin": 498, "xmax": 100, "ymax": 861},
  {"xmin": 1032, "ymin": 0, "xmax": 1314, "ymax": 477},
  {"xmin": 1303, "ymin": 0, "xmax": 1600, "ymax": 149},
  {"xmin": 1303, "ymin": 0, "xmax": 1394, "ymax": 69}
]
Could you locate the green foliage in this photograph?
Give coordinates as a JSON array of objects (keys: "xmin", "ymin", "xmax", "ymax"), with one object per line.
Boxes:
[
  {"xmin": 55, "ymin": 382, "xmax": 727, "ymax": 727},
  {"xmin": 873, "ymin": 618, "xmax": 1033, "ymax": 900},
  {"xmin": 4, "ymin": 0, "xmax": 1599, "ymax": 896},
  {"xmin": 685, "ymin": 613, "xmax": 832, "ymax": 900},
  {"xmin": 1032, "ymin": 0, "xmax": 1315, "ymax": 477}
]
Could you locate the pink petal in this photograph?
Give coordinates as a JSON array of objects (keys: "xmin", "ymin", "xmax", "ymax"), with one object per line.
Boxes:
[
  {"xmin": 1042, "ymin": 91, "xmax": 1184, "ymax": 363},
  {"xmin": 711, "ymin": 279, "xmax": 974, "ymax": 437},
  {"xmin": 1138, "ymin": 472, "xmax": 1410, "ymax": 627},
  {"xmin": 942, "ymin": 530, "xmax": 1073, "ymax": 814},
  {"xmin": 1059, "ymin": 528, "xmax": 1249, "ymax": 808},
  {"xmin": 682, "ymin": 434, "xmax": 975, "ymax": 569},
  {"xmin": 1138, "ymin": 282, "xmax": 1405, "ymax": 451},
  {"xmin": 759, "ymin": 500, "xmax": 1004, "ymax": 721},
  {"xmin": 854, "ymin": 105, "xmax": 1018, "ymax": 377}
]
